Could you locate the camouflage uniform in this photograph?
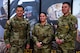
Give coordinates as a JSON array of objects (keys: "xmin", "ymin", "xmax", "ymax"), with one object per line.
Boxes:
[
  {"xmin": 32, "ymin": 23, "xmax": 54, "ymax": 53},
  {"xmin": 56, "ymin": 13, "xmax": 77, "ymax": 53},
  {"xmin": 4, "ymin": 16, "xmax": 30, "ymax": 53}
]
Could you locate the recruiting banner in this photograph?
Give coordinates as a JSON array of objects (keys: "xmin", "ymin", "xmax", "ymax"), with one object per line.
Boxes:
[
  {"xmin": 41, "ymin": 0, "xmax": 72, "ymax": 20},
  {"xmin": 0, "ymin": 0, "xmax": 8, "ymax": 39},
  {"xmin": 0, "ymin": 0, "xmax": 8, "ymax": 53}
]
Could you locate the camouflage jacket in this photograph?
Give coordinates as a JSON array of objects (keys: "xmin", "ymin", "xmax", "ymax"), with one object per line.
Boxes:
[
  {"xmin": 4, "ymin": 16, "xmax": 30, "ymax": 46},
  {"xmin": 32, "ymin": 23, "xmax": 54, "ymax": 48},
  {"xmin": 56, "ymin": 13, "xmax": 77, "ymax": 48}
]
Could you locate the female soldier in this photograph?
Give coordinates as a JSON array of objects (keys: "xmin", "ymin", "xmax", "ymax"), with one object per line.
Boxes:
[{"xmin": 32, "ymin": 12, "xmax": 54, "ymax": 53}]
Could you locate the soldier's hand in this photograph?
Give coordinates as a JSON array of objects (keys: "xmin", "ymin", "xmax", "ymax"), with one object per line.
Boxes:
[
  {"xmin": 56, "ymin": 38, "xmax": 60, "ymax": 44},
  {"xmin": 59, "ymin": 39, "xmax": 64, "ymax": 44},
  {"xmin": 36, "ymin": 42, "xmax": 42, "ymax": 48},
  {"xmin": 7, "ymin": 20, "xmax": 10, "ymax": 25},
  {"xmin": 56, "ymin": 39, "xmax": 64, "ymax": 44},
  {"xmin": 6, "ymin": 44, "xmax": 11, "ymax": 49},
  {"xmin": 54, "ymin": 25, "xmax": 57, "ymax": 29},
  {"xmin": 26, "ymin": 44, "xmax": 30, "ymax": 49}
]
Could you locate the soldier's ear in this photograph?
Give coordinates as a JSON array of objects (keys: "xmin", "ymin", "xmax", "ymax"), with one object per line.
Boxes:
[{"xmin": 69, "ymin": 7, "xmax": 71, "ymax": 13}]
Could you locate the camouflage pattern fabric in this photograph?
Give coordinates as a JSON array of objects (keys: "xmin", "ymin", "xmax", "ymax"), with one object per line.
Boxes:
[
  {"xmin": 4, "ymin": 16, "xmax": 30, "ymax": 53},
  {"xmin": 56, "ymin": 13, "xmax": 77, "ymax": 53},
  {"xmin": 32, "ymin": 23, "xmax": 54, "ymax": 53}
]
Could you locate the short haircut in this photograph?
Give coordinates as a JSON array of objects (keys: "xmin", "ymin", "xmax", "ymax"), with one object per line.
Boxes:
[
  {"xmin": 16, "ymin": 5, "xmax": 24, "ymax": 10},
  {"xmin": 63, "ymin": 2, "xmax": 71, "ymax": 7}
]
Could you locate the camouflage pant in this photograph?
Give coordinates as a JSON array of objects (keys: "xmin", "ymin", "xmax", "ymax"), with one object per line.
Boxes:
[
  {"xmin": 7, "ymin": 45, "xmax": 25, "ymax": 53},
  {"xmin": 57, "ymin": 49, "xmax": 75, "ymax": 53},
  {"xmin": 33, "ymin": 48, "xmax": 51, "ymax": 53}
]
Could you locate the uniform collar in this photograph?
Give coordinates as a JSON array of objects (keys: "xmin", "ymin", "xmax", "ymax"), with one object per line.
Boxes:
[
  {"xmin": 63, "ymin": 13, "xmax": 71, "ymax": 17},
  {"xmin": 14, "ymin": 15, "xmax": 24, "ymax": 21},
  {"xmin": 39, "ymin": 22, "xmax": 49, "ymax": 26}
]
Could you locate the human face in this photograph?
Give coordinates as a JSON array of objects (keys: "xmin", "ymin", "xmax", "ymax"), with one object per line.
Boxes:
[
  {"xmin": 16, "ymin": 7, "xmax": 24, "ymax": 17},
  {"xmin": 62, "ymin": 4, "xmax": 70, "ymax": 15},
  {"xmin": 40, "ymin": 13, "xmax": 47, "ymax": 22}
]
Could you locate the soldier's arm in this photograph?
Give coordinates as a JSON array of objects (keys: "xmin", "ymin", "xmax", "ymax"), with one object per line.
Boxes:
[
  {"xmin": 26, "ymin": 23, "xmax": 30, "ymax": 49},
  {"xmin": 61, "ymin": 16, "xmax": 78, "ymax": 42},
  {"xmin": 4, "ymin": 20, "xmax": 11, "ymax": 44},
  {"xmin": 32, "ymin": 26, "xmax": 39, "ymax": 43},
  {"xmin": 55, "ymin": 20, "xmax": 59, "ymax": 39},
  {"xmin": 26, "ymin": 22, "xmax": 30, "ymax": 44},
  {"xmin": 42, "ymin": 26, "xmax": 54, "ymax": 44},
  {"xmin": 32, "ymin": 27, "xmax": 42, "ymax": 48},
  {"xmin": 69, "ymin": 16, "xmax": 77, "ymax": 31},
  {"xmin": 68, "ymin": 16, "xmax": 78, "ymax": 40}
]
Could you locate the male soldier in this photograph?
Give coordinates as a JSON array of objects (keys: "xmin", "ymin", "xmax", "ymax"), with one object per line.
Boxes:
[
  {"xmin": 4, "ymin": 5, "xmax": 30, "ymax": 53},
  {"xmin": 55, "ymin": 2, "xmax": 77, "ymax": 53},
  {"xmin": 32, "ymin": 12, "xmax": 54, "ymax": 53}
]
